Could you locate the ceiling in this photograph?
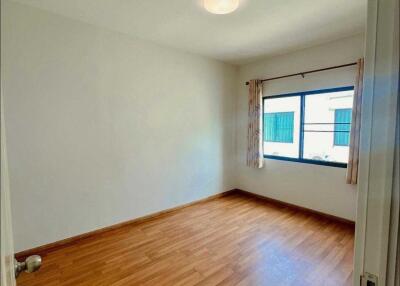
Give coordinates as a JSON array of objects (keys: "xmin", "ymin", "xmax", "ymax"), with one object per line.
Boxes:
[{"xmin": 13, "ymin": 0, "xmax": 366, "ymax": 65}]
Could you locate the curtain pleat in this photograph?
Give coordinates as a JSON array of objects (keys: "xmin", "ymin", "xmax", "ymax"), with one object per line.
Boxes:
[
  {"xmin": 346, "ymin": 58, "xmax": 364, "ymax": 184},
  {"xmin": 246, "ymin": 80, "xmax": 264, "ymax": 168}
]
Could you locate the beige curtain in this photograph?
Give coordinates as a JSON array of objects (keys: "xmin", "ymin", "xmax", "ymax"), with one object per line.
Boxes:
[
  {"xmin": 346, "ymin": 58, "xmax": 364, "ymax": 184},
  {"xmin": 246, "ymin": 80, "xmax": 264, "ymax": 168}
]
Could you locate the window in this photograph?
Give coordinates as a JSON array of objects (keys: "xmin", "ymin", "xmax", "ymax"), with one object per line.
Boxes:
[
  {"xmin": 264, "ymin": 112, "xmax": 294, "ymax": 143},
  {"xmin": 334, "ymin": 109, "xmax": 352, "ymax": 146},
  {"xmin": 263, "ymin": 87, "xmax": 354, "ymax": 167}
]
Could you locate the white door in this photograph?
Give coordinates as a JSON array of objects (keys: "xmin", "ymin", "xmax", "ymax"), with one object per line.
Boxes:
[{"xmin": 1, "ymin": 88, "xmax": 16, "ymax": 286}]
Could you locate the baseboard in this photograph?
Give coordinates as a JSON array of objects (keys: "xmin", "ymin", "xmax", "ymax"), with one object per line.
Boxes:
[
  {"xmin": 232, "ymin": 189, "xmax": 355, "ymax": 226},
  {"xmin": 15, "ymin": 190, "xmax": 235, "ymax": 260}
]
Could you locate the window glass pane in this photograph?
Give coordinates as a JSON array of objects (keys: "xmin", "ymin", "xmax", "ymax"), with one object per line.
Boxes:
[
  {"xmin": 263, "ymin": 96, "xmax": 300, "ymax": 158},
  {"xmin": 303, "ymin": 89, "xmax": 354, "ymax": 163}
]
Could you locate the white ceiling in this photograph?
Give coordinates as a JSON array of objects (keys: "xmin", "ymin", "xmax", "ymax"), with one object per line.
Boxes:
[{"xmin": 13, "ymin": 0, "xmax": 366, "ymax": 65}]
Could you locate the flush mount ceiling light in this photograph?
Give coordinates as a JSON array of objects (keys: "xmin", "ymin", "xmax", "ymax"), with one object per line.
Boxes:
[{"xmin": 204, "ymin": 0, "xmax": 239, "ymax": 14}]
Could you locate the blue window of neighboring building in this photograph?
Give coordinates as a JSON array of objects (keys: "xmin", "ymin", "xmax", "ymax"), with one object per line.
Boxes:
[
  {"xmin": 334, "ymin": 109, "xmax": 352, "ymax": 146},
  {"xmin": 264, "ymin": 112, "xmax": 294, "ymax": 143}
]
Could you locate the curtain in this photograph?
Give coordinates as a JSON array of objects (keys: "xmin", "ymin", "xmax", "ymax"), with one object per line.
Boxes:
[
  {"xmin": 246, "ymin": 80, "xmax": 263, "ymax": 168},
  {"xmin": 346, "ymin": 58, "xmax": 364, "ymax": 184}
]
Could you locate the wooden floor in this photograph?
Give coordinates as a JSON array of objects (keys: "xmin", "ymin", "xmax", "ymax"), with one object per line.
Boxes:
[{"xmin": 18, "ymin": 193, "xmax": 354, "ymax": 286}]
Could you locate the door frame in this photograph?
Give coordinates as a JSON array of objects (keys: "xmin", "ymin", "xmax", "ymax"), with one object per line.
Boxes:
[
  {"xmin": 1, "ymin": 88, "xmax": 17, "ymax": 285},
  {"xmin": 353, "ymin": 0, "xmax": 399, "ymax": 285}
]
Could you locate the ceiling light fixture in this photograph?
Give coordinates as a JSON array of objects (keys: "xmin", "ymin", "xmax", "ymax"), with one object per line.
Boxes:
[{"xmin": 204, "ymin": 0, "xmax": 239, "ymax": 14}]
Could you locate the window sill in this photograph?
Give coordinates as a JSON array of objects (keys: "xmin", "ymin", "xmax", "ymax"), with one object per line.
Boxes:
[{"xmin": 264, "ymin": 155, "xmax": 347, "ymax": 168}]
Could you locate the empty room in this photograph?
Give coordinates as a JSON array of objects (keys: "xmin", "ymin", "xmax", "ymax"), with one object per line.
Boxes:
[{"xmin": 1, "ymin": 0, "xmax": 399, "ymax": 285}]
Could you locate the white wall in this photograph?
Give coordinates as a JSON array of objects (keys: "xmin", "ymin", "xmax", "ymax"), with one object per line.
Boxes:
[
  {"xmin": 236, "ymin": 35, "xmax": 365, "ymax": 221},
  {"xmin": 1, "ymin": 1, "xmax": 238, "ymax": 252}
]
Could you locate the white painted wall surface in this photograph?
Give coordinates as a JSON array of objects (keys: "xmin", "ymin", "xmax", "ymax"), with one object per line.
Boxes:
[
  {"xmin": 236, "ymin": 35, "xmax": 365, "ymax": 221},
  {"xmin": 1, "ymin": 1, "xmax": 237, "ymax": 252}
]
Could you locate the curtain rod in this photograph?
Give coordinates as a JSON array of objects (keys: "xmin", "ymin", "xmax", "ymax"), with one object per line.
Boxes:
[{"xmin": 245, "ymin": 62, "xmax": 357, "ymax": 85}]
